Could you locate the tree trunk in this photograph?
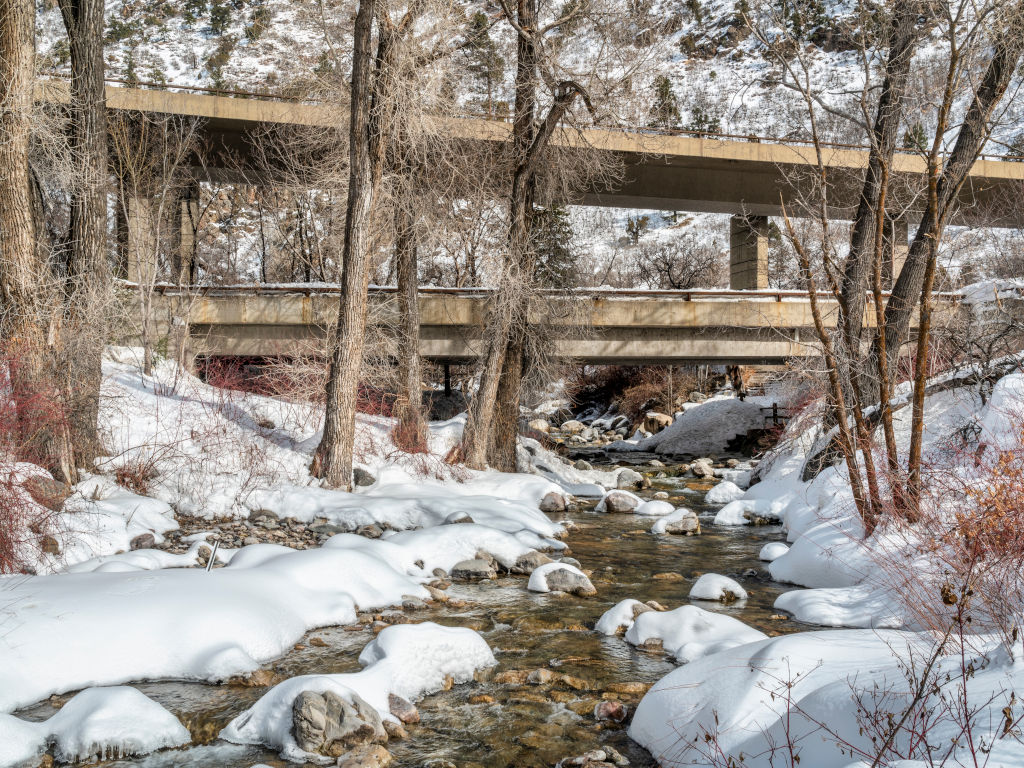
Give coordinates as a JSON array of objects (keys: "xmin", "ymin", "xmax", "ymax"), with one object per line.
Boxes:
[
  {"xmin": 838, "ymin": 3, "xmax": 921, "ymax": 375},
  {"xmin": 880, "ymin": 10, "xmax": 1024, "ymax": 374},
  {"xmin": 0, "ymin": 0, "xmax": 77, "ymax": 483},
  {"xmin": 58, "ymin": 0, "xmax": 110, "ymax": 467},
  {"xmin": 311, "ymin": 0, "xmax": 380, "ymax": 489},
  {"xmin": 394, "ymin": 201, "xmax": 427, "ymax": 451}
]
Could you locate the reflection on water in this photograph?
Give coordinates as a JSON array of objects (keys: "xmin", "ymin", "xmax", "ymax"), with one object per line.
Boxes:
[{"xmin": 23, "ymin": 457, "xmax": 797, "ymax": 768}]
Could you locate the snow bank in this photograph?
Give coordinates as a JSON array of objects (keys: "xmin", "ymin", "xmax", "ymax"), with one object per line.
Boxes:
[
  {"xmin": 0, "ymin": 544, "xmax": 428, "ymax": 713},
  {"xmin": 624, "ymin": 605, "xmax": 767, "ymax": 663},
  {"xmin": 689, "ymin": 573, "xmax": 748, "ymax": 601},
  {"xmin": 0, "ymin": 686, "xmax": 189, "ymax": 766},
  {"xmin": 222, "ymin": 623, "xmax": 495, "ymax": 761},
  {"xmin": 630, "ymin": 631, "xmax": 1024, "ymax": 768}
]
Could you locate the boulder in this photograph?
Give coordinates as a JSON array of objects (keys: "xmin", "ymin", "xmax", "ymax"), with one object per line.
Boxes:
[
  {"xmin": 530, "ymin": 563, "xmax": 597, "ymax": 596},
  {"xmin": 512, "ymin": 550, "xmax": 555, "ymax": 574},
  {"xmin": 292, "ymin": 690, "xmax": 386, "ymax": 758},
  {"xmin": 22, "ymin": 475, "xmax": 70, "ymax": 512},
  {"xmin": 450, "ymin": 559, "xmax": 497, "ymax": 581},
  {"xmin": 573, "ymin": 459, "xmax": 593, "ymax": 471},
  {"xmin": 336, "ymin": 744, "xmax": 393, "ymax": 768},
  {"xmin": 129, "ymin": 533, "xmax": 156, "ymax": 550},
  {"xmin": 691, "ymin": 459, "xmax": 715, "ymax": 479},
  {"xmin": 643, "ymin": 412, "xmax": 674, "ymax": 434},
  {"xmin": 539, "ymin": 491, "xmax": 568, "ymax": 513},
  {"xmin": 616, "ymin": 468, "xmax": 646, "ymax": 490},
  {"xmin": 387, "ymin": 693, "xmax": 420, "ymax": 724},
  {"xmin": 352, "ymin": 468, "xmax": 376, "ymax": 488},
  {"xmin": 560, "ymin": 419, "xmax": 586, "ymax": 434},
  {"xmin": 593, "ymin": 699, "xmax": 627, "ymax": 723},
  {"xmin": 658, "ymin": 510, "xmax": 701, "ymax": 535},
  {"xmin": 688, "ymin": 391, "xmax": 708, "ymax": 403},
  {"xmin": 527, "ymin": 418, "xmax": 550, "ymax": 433},
  {"xmin": 600, "ymin": 491, "xmax": 640, "ymax": 514}
]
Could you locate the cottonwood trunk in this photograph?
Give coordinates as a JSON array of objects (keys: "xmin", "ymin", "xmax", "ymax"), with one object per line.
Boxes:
[
  {"xmin": 0, "ymin": 0, "xmax": 77, "ymax": 482},
  {"xmin": 395, "ymin": 202, "xmax": 427, "ymax": 450},
  {"xmin": 880, "ymin": 11, "xmax": 1024, "ymax": 375},
  {"xmin": 311, "ymin": 0, "xmax": 380, "ymax": 489},
  {"xmin": 58, "ymin": 0, "xmax": 110, "ymax": 467},
  {"xmin": 839, "ymin": 3, "xmax": 921, "ymax": 375}
]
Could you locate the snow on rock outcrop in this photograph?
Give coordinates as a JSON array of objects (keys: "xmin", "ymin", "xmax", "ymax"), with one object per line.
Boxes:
[
  {"xmin": 527, "ymin": 562, "xmax": 597, "ymax": 596},
  {"xmin": 595, "ymin": 599, "xmax": 652, "ymax": 635},
  {"xmin": 0, "ymin": 687, "xmax": 189, "ymax": 766},
  {"xmin": 624, "ymin": 605, "xmax": 767, "ymax": 663},
  {"xmin": 221, "ymin": 623, "xmax": 495, "ymax": 761},
  {"xmin": 705, "ymin": 480, "xmax": 744, "ymax": 505},
  {"xmin": 634, "ymin": 396, "xmax": 773, "ymax": 456},
  {"xmin": 650, "ymin": 508, "xmax": 700, "ymax": 535}
]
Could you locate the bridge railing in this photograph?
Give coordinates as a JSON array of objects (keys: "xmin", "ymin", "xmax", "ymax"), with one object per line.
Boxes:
[{"xmin": 40, "ymin": 74, "xmax": 1024, "ymax": 163}]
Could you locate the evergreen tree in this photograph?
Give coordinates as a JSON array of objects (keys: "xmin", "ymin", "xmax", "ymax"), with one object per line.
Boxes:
[
  {"xmin": 650, "ymin": 75, "xmax": 681, "ymax": 129},
  {"xmin": 532, "ymin": 206, "xmax": 577, "ymax": 288},
  {"xmin": 464, "ymin": 11, "xmax": 505, "ymax": 117}
]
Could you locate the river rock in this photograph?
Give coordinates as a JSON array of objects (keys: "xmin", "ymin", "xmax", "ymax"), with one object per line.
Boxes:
[
  {"xmin": 594, "ymin": 699, "xmax": 627, "ymax": 723},
  {"xmin": 600, "ymin": 491, "xmax": 640, "ymax": 514},
  {"xmin": 573, "ymin": 459, "xmax": 593, "ymax": 471},
  {"xmin": 130, "ymin": 533, "xmax": 156, "ymax": 550},
  {"xmin": 540, "ymin": 491, "xmax": 568, "ymax": 513},
  {"xmin": 451, "ymin": 559, "xmax": 497, "ymax": 581},
  {"xmin": 652, "ymin": 491, "xmax": 669, "ymax": 500},
  {"xmin": 533, "ymin": 564, "xmax": 597, "ymax": 596},
  {"xmin": 22, "ymin": 475, "xmax": 70, "ymax": 511},
  {"xmin": 336, "ymin": 744, "xmax": 392, "ymax": 768},
  {"xmin": 643, "ymin": 412, "xmax": 673, "ymax": 433},
  {"xmin": 560, "ymin": 420, "xmax": 586, "ymax": 434},
  {"xmin": 292, "ymin": 690, "xmax": 386, "ymax": 758},
  {"xmin": 387, "ymin": 693, "xmax": 420, "ymax": 724},
  {"xmin": 658, "ymin": 510, "xmax": 701, "ymax": 535},
  {"xmin": 528, "ymin": 668, "xmax": 558, "ymax": 684},
  {"xmin": 401, "ymin": 596, "xmax": 428, "ymax": 611},
  {"xmin": 382, "ymin": 720, "xmax": 407, "ymax": 740},
  {"xmin": 352, "ymin": 468, "xmax": 376, "ymax": 487},
  {"xmin": 616, "ymin": 468, "xmax": 645, "ymax": 490},
  {"xmin": 689, "ymin": 573, "xmax": 748, "ymax": 602},
  {"xmin": 513, "ymin": 550, "xmax": 555, "ymax": 574},
  {"xmin": 250, "ymin": 509, "xmax": 279, "ymax": 524},
  {"xmin": 528, "ymin": 418, "xmax": 551, "ymax": 433},
  {"xmin": 691, "ymin": 459, "xmax": 715, "ymax": 478},
  {"xmin": 560, "ymin": 557, "xmax": 582, "ymax": 568},
  {"xmin": 444, "ymin": 511, "xmax": 474, "ymax": 524},
  {"xmin": 688, "ymin": 391, "xmax": 708, "ymax": 403}
]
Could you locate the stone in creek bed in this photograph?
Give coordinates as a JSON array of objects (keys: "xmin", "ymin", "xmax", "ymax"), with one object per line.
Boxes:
[
  {"xmin": 292, "ymin": 690, "xmax": 386, "ymax": 758},
  {"xmin": 130, "ymin": 533, "xmax": 156, "ymax": 550},
  {"xmin": 401, "ymin": 595, "xmax": 429, "ymax": 611},
  {"xmin": 615, "ymin": 468, "xmax": 647, "ymax": 490},
  {"xmin": 652, "ymin": 572, "xmax": 684, "ymax": 581},
  {"xmin": 337, "ymin": 744, "xmax": 392, "ymax": 768},
  {"xmin": 513, "ymin": 550, "xmax": 554, "ymax": 574},
  {"xmin": 450, "ymin": 558, "xmax": 497, "ymax": 580},
  {"xmin": 388, "ymin": 693, "xmax": 420, "ymax": 724},
  {"xmin": 652, "ymin": 491, "xmax": 670, "ymax": 500},
  {"xmin": 602, "ymin": 491, "xmax": 640, "ymax": 514},
  {"xmin": 573, "ymin": 459, "xmax": 594, "ymax": 471},
  {"xmin": 593, "ymin": 699, "xmax": 628, "ymax": 723},
  {"xmin": 605, "ymin": 681, "xmax": 652, "ymax": 695},
  {"xmin": 540, "ymin": 491, "xmax": 568, "ymax": 512},
  {"xmin": 527, "ymin": 668, "xmax": 558, "ymax": 685}
]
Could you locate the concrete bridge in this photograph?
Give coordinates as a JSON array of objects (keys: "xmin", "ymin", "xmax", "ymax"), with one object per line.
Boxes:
[
  {"xmin": 41, "ymin": 81, "xmax": 1024, "ymax": 291},
  {"xmin": 146, "ymin": 285, "xmax": 941, "ymax": 365}
]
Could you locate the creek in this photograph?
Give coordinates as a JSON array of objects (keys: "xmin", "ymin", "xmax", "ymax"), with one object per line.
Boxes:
[{"xmin": 18, "ymin": 453, "xmax": 799, "ymax": 768}]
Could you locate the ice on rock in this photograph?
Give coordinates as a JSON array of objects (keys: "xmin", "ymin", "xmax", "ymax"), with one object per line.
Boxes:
[
  {"xmin": 0, "ymin": 687, "xmax": 189, "ymax": 766},
  {"xmin": 625, "ymin": 605, "xmax": 767, "ymax": 662},
  {"xmin": 221, "ymin": 622, "xmax": 496, "ymax": 761},
  {"xmin": 689, "ymin": 573, "xmax": 748, "ymax": 602}
]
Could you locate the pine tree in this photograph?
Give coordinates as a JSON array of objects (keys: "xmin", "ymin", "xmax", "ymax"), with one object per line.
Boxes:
[
  {"xmin": 532, "ymin": 206, "xmax": 577, "ymax": 288},
  {"xmin": 650, "ymin": 75, "xmax": 681, "ymax": 129}
]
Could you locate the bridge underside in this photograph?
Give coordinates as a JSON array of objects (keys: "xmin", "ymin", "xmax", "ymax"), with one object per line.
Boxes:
[{"xmin": 187, "ymin": 323, "xmax": 813, "ymax": 365}]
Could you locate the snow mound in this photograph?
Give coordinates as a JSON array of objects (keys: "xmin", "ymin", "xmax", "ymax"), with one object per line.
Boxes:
[
  {"xmin": 713, "ymin": 498, "xmax": 783, "ymax": 526},
  {"xmin": 650, "ymin": 508, "xmax": 698, "ymax": 534},
  {"xmin": 705, "ymin": 480, "xmax": 744, "ymax": 505},
  {"xmin": 1, "ymin": 687, "xmax": 189, "ymax": 766},
  {"xmin": 634, "ymin": 499, "xmax": 675, "ymax": 516},
  {"xmin": 689, "ymin": 573, "xmax": 748, "ymax": 601},
  {"xmin": 774, "ymin": 584, "xmax": 906, "ymax": 628},
  {"xmin": 595, "ymin": 599, "xmax": 649, "ymax": 635},
  {"xmin": 624, "ymin": 605, "xmax": 767, "ymax": 663},
  {"xmin": 221, "ymin": 623, "xmax": 495, "ymax": 761},
  {"xmin": 758, "ymin": 542, "xmax": 789, "ymax": 562}
]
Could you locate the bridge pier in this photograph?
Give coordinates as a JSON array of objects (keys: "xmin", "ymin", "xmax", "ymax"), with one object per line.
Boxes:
[
  {"xmin": 729, "ymin": 214, "xmax": 771, "ymax": 290},
  {"xmin": 116, "ymin": 185, "xmax": 199, "ymax": 284}
]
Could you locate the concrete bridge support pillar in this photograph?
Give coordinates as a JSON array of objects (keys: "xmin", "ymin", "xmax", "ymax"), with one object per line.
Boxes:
[
  {"xmin": 729, "ymin": 214, "xmax": 771, "ymax": 290},
  {"xmin": 883, "ymin": 217, "xmax": 909, "ymax": 288},
  {"xmin": 117, "ymin": 186, "xmax": 200, "ymax": 285}
]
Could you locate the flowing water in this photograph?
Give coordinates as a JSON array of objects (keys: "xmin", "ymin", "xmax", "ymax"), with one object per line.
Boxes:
[{"xmin": 18, "ymin": 455, "xmax": 800, "ymax": 768}]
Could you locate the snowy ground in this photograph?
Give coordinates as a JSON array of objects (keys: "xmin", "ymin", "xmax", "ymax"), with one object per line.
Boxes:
[{"xmin": 630, "ymin": 359, "xmax": 1024, "ymax": 766}]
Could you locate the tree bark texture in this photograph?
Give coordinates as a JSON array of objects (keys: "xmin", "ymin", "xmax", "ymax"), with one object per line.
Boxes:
[{"xmin": 394, "ymin": 201, "xmax": 427, "ymax": 450}]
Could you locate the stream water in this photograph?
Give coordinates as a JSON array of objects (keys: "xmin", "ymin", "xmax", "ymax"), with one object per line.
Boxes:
[{"xmin": 19, "ymin": 454, "xmax": 799, "ymax": 768}]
